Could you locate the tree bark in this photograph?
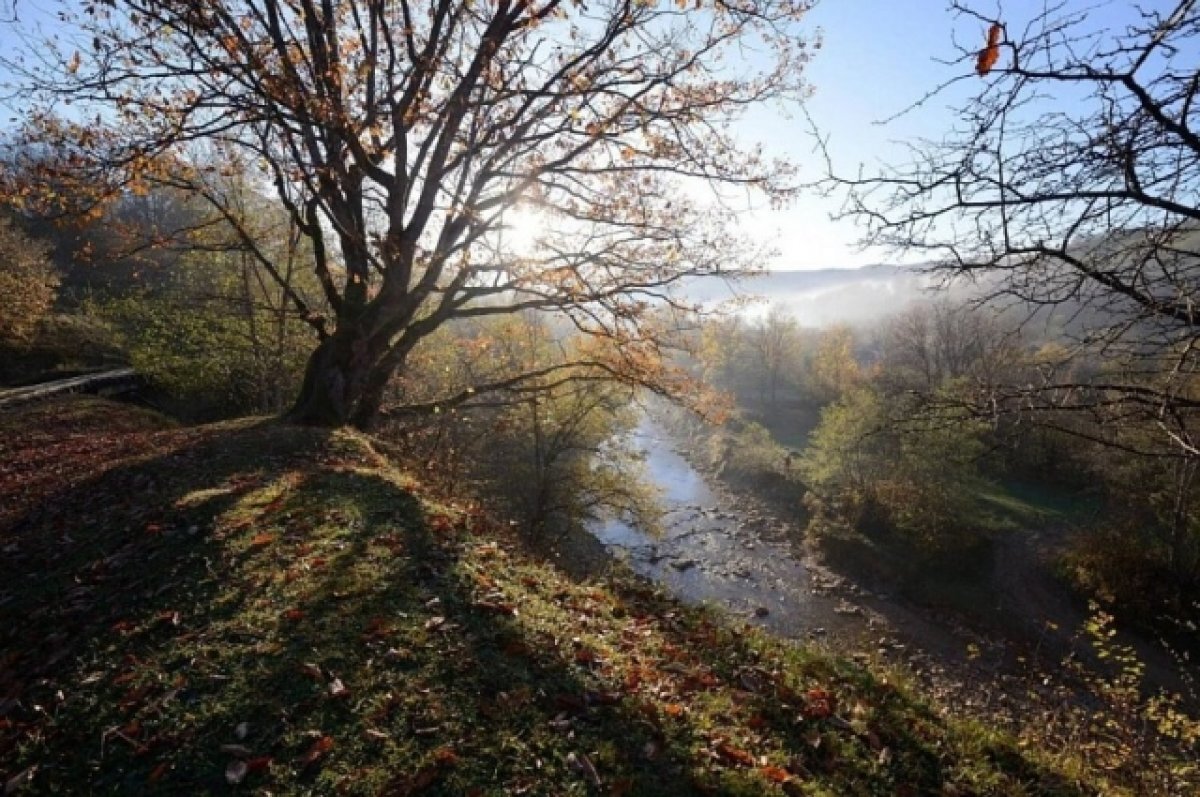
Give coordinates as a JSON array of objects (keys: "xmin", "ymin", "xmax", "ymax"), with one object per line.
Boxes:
[
  {"xmin": 285, "ymin": 324, "xmax": 379, "ymax": 428},
  {"xmin": 349, "ymin": 340, "xmax": 413, "ymax": 431}
]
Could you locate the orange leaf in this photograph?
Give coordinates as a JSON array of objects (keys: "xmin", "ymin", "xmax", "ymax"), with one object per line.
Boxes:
[
  {"xmin": 760, "ymin": 765, "xmax": 792, "ymax": 783},
  {"xmin": 472, "ymin": 601, "xmax": 517, "ymax": 616},
  {"xmin": 976, "ymin": 23, "xmax": 1002, "ymax": 76},
  {"xmin": 716, "ymin": 741, "xmax": 755, "ymax": 767},
  {"xmin": 250, "ymin": 533, "xmax": 276, "ymax": 547},
  {"xmin": 299, "ymin": 735, "xmax": 334, "ymax": 769},
  {"xmin": 362, "ymin": 616, "xmax": 392, "ymax": 641},
  {"xmin": 282, "ymin": 608, "xmax": 305, "ymax": 621},
  {"xmin": 804, "ymin": 687, "xmax": 836, "ymax": 719},
  {"xmin": 663, "ymin": 703, "xmax": 685, "ymax": 717}
]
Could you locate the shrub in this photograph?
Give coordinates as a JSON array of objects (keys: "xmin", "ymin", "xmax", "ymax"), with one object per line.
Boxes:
[
  {"xmin": 802, "ymin": 387, "xmax": 989, "ymax": 550},
  {"xmin": 0, "ymin": 217, "xmax": 59, "ymax": 343}
]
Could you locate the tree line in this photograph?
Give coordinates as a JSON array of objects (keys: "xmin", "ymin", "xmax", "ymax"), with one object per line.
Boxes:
[{"xmin": 692, "ymin": 292, "xmax": 1200, "ymax": 633}]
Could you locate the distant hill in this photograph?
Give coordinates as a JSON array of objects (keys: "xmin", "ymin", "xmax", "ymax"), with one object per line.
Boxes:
[{"xmin": 682, "ymin": 264, "xmax": 955, "ymax": 326}]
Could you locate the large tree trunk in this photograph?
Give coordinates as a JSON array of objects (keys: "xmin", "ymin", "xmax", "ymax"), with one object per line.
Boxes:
[{"xmin": 285, "ymin": 324, "xmax": 378, "ymax": 428}]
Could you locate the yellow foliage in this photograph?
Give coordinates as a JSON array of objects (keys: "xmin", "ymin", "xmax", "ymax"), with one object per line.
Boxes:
[{"xmin": 0, "ymin": 218, "xmax": 59, "ymax": 343}]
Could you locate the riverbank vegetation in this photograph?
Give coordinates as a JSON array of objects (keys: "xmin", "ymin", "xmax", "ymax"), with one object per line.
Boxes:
[{"xmin": 688, "ymin": 295, "xmax": 1200, "ymax": 643}]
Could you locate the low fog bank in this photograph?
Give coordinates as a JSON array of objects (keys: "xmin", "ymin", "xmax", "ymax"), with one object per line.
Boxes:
[{"xmin": 684, "ymin": 264, "xmax": 962, "ymax": 327}]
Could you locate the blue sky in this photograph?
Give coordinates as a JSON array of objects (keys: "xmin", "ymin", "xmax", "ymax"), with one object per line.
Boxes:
[
  {"xmin": 760, "ymin": 0, "xmax": 1155, "ymax": 269},
  {"xmin": 743, "ymin": 0, "xmax": 986, "ymax": 269}
]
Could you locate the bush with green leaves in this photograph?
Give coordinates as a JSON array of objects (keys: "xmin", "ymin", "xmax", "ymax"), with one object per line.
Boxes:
[
  {"xmin": 97, "ymin": 251, "xmax": 315, "ymax": 418},
  {"xmin": 802, "ymin": 387, "xmax": 989, "ymax": 549}
]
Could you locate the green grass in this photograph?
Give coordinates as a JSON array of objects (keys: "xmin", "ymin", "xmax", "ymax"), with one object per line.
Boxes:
[
  {"xmin": 974, "ymin": 481, "xmax": 1098, "ymax": 534},
  {"xmin": 0, "ymin": 397, "xmax": 1113, "ymax": 795}
]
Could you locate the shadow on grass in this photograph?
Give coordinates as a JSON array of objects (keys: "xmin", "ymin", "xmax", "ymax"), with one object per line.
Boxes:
[
  {"xmin": 587, "ymin": 576, "xmax": 1090, "ymax": 797},
  {"xmin": 0, "ymin": 412, "xmax": 1090, "ymax": 796},
  {"xmin": 0, "ymin": 421, "xmax": 714, "ymax": 795}
]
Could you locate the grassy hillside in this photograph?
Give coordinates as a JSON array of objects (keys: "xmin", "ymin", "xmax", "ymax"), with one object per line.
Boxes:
[{"xmin": 1, "ymin": 397, "xmax": 1104, "ymax": 795}]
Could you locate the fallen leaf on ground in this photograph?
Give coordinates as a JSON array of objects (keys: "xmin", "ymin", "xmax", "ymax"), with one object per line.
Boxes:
[
  {"xmin": 716, "ymin": 742, "xmax": 756, "ymax": 767},
  {"xmin": 424, "ymin": 616, "xmax": 446, "ymax": 632},
  {"xmin": 385, "ymin": 748, "xmax": 457, "ymax": 796},
  {"xmin": 566, "ymin": 751, "xmax": 601, "ymax": 787},
  {"xmin": 299, "ymin": 735, "xmax": 334, "ymax": 769},
  {"xmin": 472, "ymin": 601, "xmax": 517, "ymax": 616},
  {"xmin": 804, "ymin": 688, "xmax": 836, "ymax": 719}
]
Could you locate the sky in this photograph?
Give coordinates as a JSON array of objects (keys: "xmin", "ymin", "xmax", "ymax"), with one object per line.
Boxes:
[
  {"xmin": 0, "ymin": 0, "xmax": 1149, "ymax": 270},
  {"xmin": 740, "ymin": 0, "xmax": 988, "ymax": 269},
  {"xmin": 754, "ymin": 0, "xmax": 1152, "ymax": 270}
]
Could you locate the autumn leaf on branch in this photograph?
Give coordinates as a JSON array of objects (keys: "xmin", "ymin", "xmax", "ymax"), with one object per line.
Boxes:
[{"xmin": 976, "ymin": 22, "xmax": 1002, "ymax": 76}]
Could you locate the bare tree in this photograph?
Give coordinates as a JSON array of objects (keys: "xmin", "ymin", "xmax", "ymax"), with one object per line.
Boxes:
[
  {"xmin": 835, "ymin": 0, "xmax": 1200, "ymax": 457},
  {"xmin": 4, "ymin": 0, "xmax": 813, "ymax": 428},
  {"xmin": 881, "ymin": 299, "xmax": 1021, "ymax": 393},
  {"xmin": 748, "ymin": 304, "xmax": 799, "ymax": 408}
]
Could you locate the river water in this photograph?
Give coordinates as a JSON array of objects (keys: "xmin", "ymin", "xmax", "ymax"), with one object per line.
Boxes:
[{"xmin": 588, "ymin": 417, "xmax": 867, "ymax": 642}]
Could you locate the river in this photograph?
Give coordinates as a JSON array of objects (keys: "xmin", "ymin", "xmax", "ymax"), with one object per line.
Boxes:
[{"xmin": 588, "ymin": 417, "xmax": 869, "ymax": 643}]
